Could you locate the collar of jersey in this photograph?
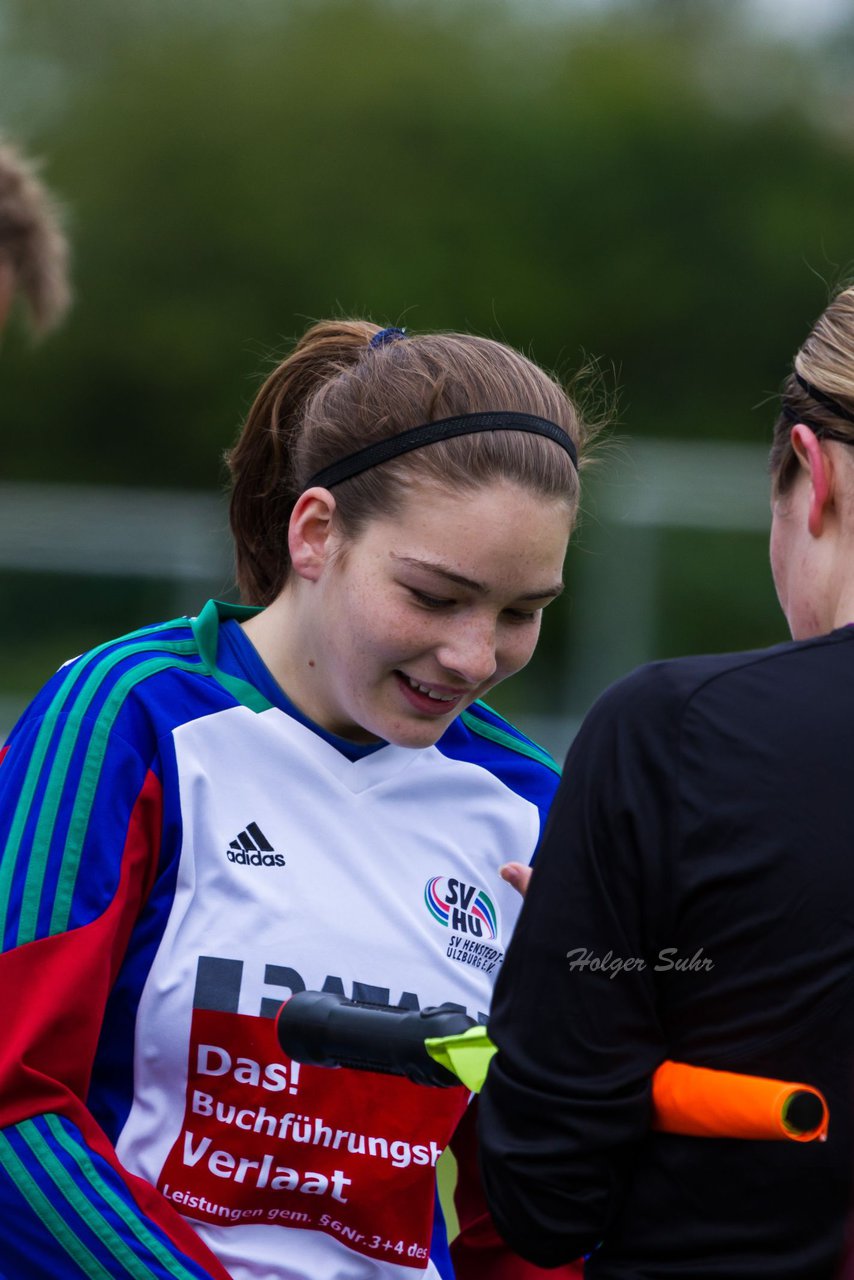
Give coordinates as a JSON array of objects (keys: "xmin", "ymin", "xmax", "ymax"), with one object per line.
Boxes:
[{"xmin": 191, "ymin": 599, "xmax": 385, "ymax": 761}]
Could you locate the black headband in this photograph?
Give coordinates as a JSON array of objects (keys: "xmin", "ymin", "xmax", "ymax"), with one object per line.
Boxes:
[
  {"xmin": 792, "ymin": 373, "xmax": 854, "ymax": 427},
  {"xmin": 780, "ymin": 372, "xmax": 854, "ymax": 444},
  {"xmin": 305, "ymin": 412, "xmax": 578, "ymax": 491}
]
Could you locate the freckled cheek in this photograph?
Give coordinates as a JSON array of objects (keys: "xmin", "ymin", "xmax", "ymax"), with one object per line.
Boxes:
[
  {"xmin": 497, "ymin": 626, "xmax": 541, "ymax": 680},
  {"xmin": 363, "ymin": 607, "xmax": 440, "ymax": 668},
  {"xmin": 383, "ymin": 600, "xmax": 450, "ymax": 650}
]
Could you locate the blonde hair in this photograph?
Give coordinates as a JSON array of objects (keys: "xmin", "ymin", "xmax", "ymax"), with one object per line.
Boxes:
[
  {"xmin": 771, "ymin": 285, "xmax": 854, "ymax": 492},
  {"xmin": 0, "ymin": 137, "xmax": 71, "ymax": 336},
  {"xmin": 227, "ymin": 321, "xmax": 592, "ymax": 605}
]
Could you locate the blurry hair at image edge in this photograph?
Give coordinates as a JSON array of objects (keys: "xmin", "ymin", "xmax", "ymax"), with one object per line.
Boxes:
[{"xmin": 0, "ymin": 135, "xmax": 71, "ymax": 338}]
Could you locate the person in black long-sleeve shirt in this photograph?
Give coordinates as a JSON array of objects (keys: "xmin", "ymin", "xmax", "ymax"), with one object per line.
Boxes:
[{"xmin": 478, "ymin": 285, "xmax": 854, "ymax": 1279}]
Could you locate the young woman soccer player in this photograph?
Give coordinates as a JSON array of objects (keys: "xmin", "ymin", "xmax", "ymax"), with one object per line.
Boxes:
[
  {"xmin": 0, "ymin": 321, "xmax": 591, "ymax": 1279},
  {"xmin": 479, "ymin": 286, "xmax": 854, "ymax": 1279}
]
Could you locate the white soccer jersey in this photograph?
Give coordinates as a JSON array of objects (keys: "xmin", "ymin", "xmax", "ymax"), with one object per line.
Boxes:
[{"xmin": 0, "ymin": 601, "xmax": 559, "ymax": 1280}]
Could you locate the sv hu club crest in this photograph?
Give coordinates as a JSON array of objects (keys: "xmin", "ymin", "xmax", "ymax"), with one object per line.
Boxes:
[{"xmin": 424, "ymin": 876, "xmax": 498, "ymax": 940}]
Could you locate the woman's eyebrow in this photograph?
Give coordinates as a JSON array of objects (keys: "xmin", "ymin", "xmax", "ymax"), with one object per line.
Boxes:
[{"xmin": 392, "ymin": 555, "xmax": 564, "ymax": 600}]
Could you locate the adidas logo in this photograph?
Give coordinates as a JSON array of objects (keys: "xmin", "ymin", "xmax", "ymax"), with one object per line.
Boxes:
[{"xmin": 226, "ymin": 821, "xmax": 285, "ymax": 868}]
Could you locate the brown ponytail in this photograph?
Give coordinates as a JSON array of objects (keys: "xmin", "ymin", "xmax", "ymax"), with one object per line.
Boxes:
[
  {"xmin": 227, "ymin": 320, "xmax": 379, "ymax": 605},
  {"xmin": 227, "ymin": 319, "xmax": 591, "ymax": 606}
]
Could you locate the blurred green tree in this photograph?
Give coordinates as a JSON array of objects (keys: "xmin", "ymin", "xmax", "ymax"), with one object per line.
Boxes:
[
  {"xmin": 1, "ymin": 0, "xmax": 851, "ymax": 485},
  {"xmin": 0, "ymin": 0, "xmax": 852, "ymax": 726}
]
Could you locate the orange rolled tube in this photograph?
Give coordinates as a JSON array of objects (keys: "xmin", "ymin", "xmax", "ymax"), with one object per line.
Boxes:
[{"xmin": 652, "ymin": 1060, "xmax": 828, "ymax": 1143}]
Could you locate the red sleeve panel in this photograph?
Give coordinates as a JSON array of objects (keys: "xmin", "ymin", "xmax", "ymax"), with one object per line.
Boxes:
[{"xmin": 451, "ymin": 1101, "xmax": 584, "ymax": 1280}]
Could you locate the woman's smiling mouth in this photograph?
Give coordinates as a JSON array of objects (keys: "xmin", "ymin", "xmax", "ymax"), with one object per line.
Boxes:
[{"xmin": 396, "ymin": 672, "xmax": 467, "ymax": 712}]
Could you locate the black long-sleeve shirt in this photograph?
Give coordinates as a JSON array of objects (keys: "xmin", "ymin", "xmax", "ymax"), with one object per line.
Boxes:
[{"xmin": 479, "ymin": 628, "xmax": 854, "ymax": 1278}]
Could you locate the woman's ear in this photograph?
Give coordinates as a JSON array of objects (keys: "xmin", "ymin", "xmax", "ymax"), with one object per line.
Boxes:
[
  {"xmin": 288, "ymin": 488, "xmax": 338, "ymax": 581},
  {"xmin": 790, "ymin": 423, "xmax": 833, "ymax": 537}
]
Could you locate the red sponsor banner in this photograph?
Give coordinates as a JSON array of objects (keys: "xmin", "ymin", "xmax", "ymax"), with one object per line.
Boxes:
[{"xmin": 159, "ymin": 1009, "xmax": 468, "ymax": 1267}]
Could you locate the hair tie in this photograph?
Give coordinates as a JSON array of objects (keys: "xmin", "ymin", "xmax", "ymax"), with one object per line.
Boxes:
[{"xmin": 369, "ymin": 326, "xmax": 407, "ymax": 349}]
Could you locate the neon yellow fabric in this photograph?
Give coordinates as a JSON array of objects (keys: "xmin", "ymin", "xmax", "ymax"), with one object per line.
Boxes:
[{"xmin": 425, "ymin": 1026, "xmax": 496, "ymax": 1093}]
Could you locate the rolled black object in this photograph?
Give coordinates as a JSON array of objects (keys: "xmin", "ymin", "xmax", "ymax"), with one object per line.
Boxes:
[{"xmin": 276, "ymin": 990, "xmax": 476, "ymax": 1087}]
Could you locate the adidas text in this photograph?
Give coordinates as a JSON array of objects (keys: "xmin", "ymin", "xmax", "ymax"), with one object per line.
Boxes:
[{"xmin": 227, "ymin": 849, "xmax": 286, "ymax": 868}]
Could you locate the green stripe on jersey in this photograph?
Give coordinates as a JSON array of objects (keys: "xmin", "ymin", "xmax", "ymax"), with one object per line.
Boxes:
[
  {"xmin": 0, "ymin": 620, "xmax": 194, "ymax": 946},
  {"xmin": 460, "ymin": 702, "xmax": 560, "ymax": 775},
  {"xmin": 0, "ymin": 1129, "xmax": 114, "ymax": 1280},
  {"xmin": 45, "ymin": 1116, "xmax": 203, "ymax": 1280},
  {"xmin": 21, "ymin": 1119, "xmax": 196, "ymax": 1280},
  {"xmin": 48, "ymin": 651, "xmax": 205, "ymax": 938}
]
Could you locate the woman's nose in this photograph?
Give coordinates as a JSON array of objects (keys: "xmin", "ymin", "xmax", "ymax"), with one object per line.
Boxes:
[{"xmin": 437, "ymin": 619, "xmax": 498, "ymax": 686}]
